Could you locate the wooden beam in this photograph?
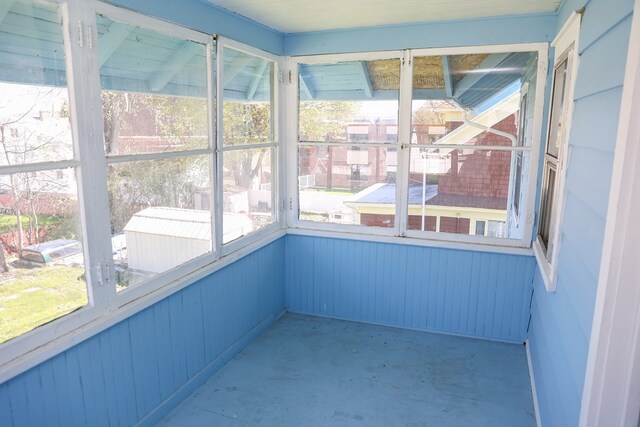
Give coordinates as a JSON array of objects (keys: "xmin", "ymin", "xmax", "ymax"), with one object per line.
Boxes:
[
  {"xmin": 246, "ymin": 59, "xmax": 268, "ymax": 100},
  {"xmin": 222, "ymin": 56, "xmax": 253, "ymax": 88},
  {"xmin": 99, "ymin": 22, "xmax": 133, "ymax": 67},
  {"xmin": 453, "ymin": 53, "xmax": 510, "ymax": 98},
  {"xmin": 299, "ymin": 73, "xmax": 314, "ymax": 100},
  {"xmin": 357, "ymin": 61, "xmax": 373, "ymax": 98},
  {"xmin": 441, "ymin": 55, "xmax": 453, "ymax": 98},
  {"xmin": 149, "ymin": 41, "xmax": 201, "ymax": 92},
  {"xmin": 0, "ymin": 0, "xmax": 16, "ymax": 24}
]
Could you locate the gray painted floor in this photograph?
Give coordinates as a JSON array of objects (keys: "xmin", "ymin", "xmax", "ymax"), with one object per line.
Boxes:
[{"xmin": 159, "ymin": 313, "xmax": 536, "ymax": 426}]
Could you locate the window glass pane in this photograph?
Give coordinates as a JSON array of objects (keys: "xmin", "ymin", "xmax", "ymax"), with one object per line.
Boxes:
[
  {"xmin": 407, "ymin": 147, "xmax": 512, "ymax": 236},
  {"xmin": 298, "ymin": 145, "xmax": 395, "ymax": 227},
  {"xmin": 107, "ymin": 155, "xmax": 211, "ymax": 290},
  {"xmin": 411, "ymin": 52, "xmax": 537, "ymax": 147},
  {"xmin": 222, "ymin": 147, "xmax": 274, "ymax": 243},
  {"xmin": 539, "ymin": 165, "xmax": 556, "ymax": 250},
  {"xmin": 0, "ymin": 169, "xmax": 86, "ymax": 343},
  {"xmin": 546, "ymin": 58, "xmax": 569, "ymax": 159},
  {"xmin": 407, "ymin": 51, "xmax": 539, "ymax": 241},
  {"xmin": 0, "ymin": 1, "xmax": 88, "ymax": 343},
  {"xmin": 97, "ymin": 15, "xmax": 209, "ymax": 156},
  {"xmin": 299, "ymin": 59, "xmax": 400, "ymax": 143},
  {"xmin": 222, "ymin": 48, "xmax": 273, "ymax": 145},
  {"xmin": 0, "ymin": 1, "xmax": 73, "ymax": 165}
]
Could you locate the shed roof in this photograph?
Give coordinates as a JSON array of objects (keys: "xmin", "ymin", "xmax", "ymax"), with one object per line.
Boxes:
[{"xmin": 124, "ymin": 207, "xmax": 212, "ymax": 240}]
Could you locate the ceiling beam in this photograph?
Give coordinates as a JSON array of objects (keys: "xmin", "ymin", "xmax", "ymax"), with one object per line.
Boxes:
[
  {"xmin": 299, "ymin": 73, "xmax": 314, "ymax": 100},
  {"xmin": 441, "ymin": 56, "xmax": 453, "ymax": 98},
  {"xmin": 453, "ymin": 53, "xmax": 510, "ymax": 99},
  {"xmin": 357, "ymin": 61, "xmax": 373, "ymax": 98},
  {"xmin": 223, "ymin": 56, "xmax": 253, "ymax": 88},
  {"xmin": 149, "ymin": 42, "xmax": 201, "ymax": 92},
  {"xmin": 99, "ymin": 22, "xmax": 133, "ymax": 67},
  {"xmin": 246, "ymin": 59, "xmax": 268, "ymax": 100},
  {"xmin": 0, "ymin": 0, "xmax": 16, "ymax": 24}
]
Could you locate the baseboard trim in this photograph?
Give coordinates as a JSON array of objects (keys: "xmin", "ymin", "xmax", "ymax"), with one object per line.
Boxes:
[
  {"xmin": 525, "ymin": 339, "xmax": 542, "ymax": 427},
  {"xmin": 285, "ymin": 309, "xmax": 524, "ymax": 344},
  {"xmin": 136, "ymin": 311, "xmax": 281, "ymax": 427}
]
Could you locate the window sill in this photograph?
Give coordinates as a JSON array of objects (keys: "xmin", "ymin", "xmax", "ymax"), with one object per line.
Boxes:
[{"xmin": 287, "ymin": 227, "xmax": 535, "ymax": 256}]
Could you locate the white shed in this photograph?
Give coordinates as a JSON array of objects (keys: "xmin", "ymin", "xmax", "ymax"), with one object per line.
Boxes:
[{"xmin": 124, "ymin": 207, "xmax": 252, "ymax": 273}]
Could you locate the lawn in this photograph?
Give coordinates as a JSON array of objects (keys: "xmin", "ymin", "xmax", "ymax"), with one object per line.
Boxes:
[
  {"xmin": 0, "ymin": 265, "xmax": 87, "ymax": 343},
  {"xmin": 0, "ymin": 213, "xmax": 64, "ymax": 234}
]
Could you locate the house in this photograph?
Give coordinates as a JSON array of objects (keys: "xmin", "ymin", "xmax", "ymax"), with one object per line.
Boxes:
[{"xmin": 1, "ymin": 0, "xmax": 639, "ymax": 426}]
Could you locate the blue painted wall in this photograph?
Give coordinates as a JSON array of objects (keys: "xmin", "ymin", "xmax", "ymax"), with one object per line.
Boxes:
[
  {"xmin": 0, "ymin": 238, "xmax": 285, "ymax": 427},
  {"xmin": 286, "ymin": 235, "xmax": 536, "ymax": 343},
  {"xmin": 284, "ymin": 13, "xmax": 557, "ymax": 56},
  {"xmin": 108, "ymin": 0, "xmax": 284, "ymax": 55},
  {"xmin": 528, "ymin": 0, "xmax": 635, "ymax": 425}
]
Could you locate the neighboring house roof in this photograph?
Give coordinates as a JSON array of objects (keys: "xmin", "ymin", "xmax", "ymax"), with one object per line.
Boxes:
[
  {"xmin": 349, "ymin": 183, "xmax": 506, "ymax": 210},
  {"xmin": 426, "ymin": 193, "xmax": 507, "ymax": 210},
  {"xmin": 350, "ymin": 182, "xmax": 437, "ymax": 205}
]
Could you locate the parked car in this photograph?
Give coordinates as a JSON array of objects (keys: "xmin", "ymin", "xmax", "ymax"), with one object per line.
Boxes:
[{"xmin": 16, "ymin": 239, "xmax": 83, "ymax": 268}]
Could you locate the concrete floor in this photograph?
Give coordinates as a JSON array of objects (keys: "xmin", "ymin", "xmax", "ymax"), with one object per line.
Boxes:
[{"xmin": 159, "ymin": 313, "xmax": 536, "ymax": 426}]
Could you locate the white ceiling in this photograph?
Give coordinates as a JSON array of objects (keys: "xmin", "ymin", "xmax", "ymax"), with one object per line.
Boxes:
[{"xmin": 206, "ymin": 0, "xmax": 562, "ymax": 34}]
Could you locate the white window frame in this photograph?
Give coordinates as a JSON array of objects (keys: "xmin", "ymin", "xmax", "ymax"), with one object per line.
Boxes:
[
  {"xmin": 533, "ymin": 12, "xmax": 581, "ymax": 292},
  {"xmin": 216, "ymin": 37, "xmax": 284, "ymax": 257},
  {"xmin": 510, "ymin": 81, "xmax": 530, "ymax": 228},
  {"xmin": 95, "ymin": 1, "xmax": 219, "ymax": 305},
  {"xmin": 285, "ymin": 50, "xmax": 403, "ymax": 238},
  {"xmin": 0, "ymin": 0, "xmax": 285, "ymax": 383},
  {"xmin": 286, "ymin": 43, "xmax": 548, "ymax": 250}
]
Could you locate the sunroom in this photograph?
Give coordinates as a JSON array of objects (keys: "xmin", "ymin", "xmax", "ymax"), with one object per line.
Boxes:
[{"xmin": 1, "ymin": 0, "xmax": 639, "ymax": 425}]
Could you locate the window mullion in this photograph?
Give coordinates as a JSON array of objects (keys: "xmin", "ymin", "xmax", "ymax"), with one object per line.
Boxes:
[
  {"xmin": 286, "ymin": 58, "xmax": 299, "ymax": 227},
  {"xmin": 396, "ymin": 49, "xmax": 413, "ymax": 237},
  {"xmin": 207, "ymin": 37, "xmax": 218, "ymax": 259},
  {"xmin": 214, "ymin": 39, "xmax": 224, "ymax": 254},
  {"xmin": 62, "ymin": 0, "xmax": 116, "ymax": 310}
]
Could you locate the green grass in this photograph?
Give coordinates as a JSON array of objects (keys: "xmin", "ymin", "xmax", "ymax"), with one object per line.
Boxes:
[
  {"xmin": 0, "ymin": 265, "xmax": 87, "ymax": 343},
  {"xmin": 0, "ymin": 213, "xmax": 64, "ymax": 234}
]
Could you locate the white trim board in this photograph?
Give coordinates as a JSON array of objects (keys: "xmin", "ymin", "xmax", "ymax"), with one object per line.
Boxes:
[
  {"xmin": 526, "ymin": 340, "xmax": 543, "ymax": 427},
  {"xmin": 580, "ymin": 0, "xmax": 640, "ymax": 425}
]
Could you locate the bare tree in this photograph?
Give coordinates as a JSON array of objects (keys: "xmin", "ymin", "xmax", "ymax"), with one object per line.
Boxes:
[{"xmin": 0, "ymin": 86, "xmax": 73, "ymax": 259}]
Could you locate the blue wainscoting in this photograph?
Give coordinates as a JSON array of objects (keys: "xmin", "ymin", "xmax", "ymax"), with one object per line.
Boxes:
[
  {"xmin": 0, "ymin": 238, "xmax": 285, "ymax": 427},
  {"xmin": 528, "ymin": 0, "xmax": 635, "ymax": 425},
  {"xmin": 285, "ymin": 235, "xmax": 536, "ymax": 343}
]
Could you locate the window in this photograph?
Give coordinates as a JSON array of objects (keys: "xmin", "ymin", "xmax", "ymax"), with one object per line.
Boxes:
[
  {"xmin": 220, "ymin": 45, "xmax": 278, "ymax": 246},
  {"xmin": 97, "ymin": 13, "xmax": 214, "ymax": 290},
  {"xmin": 0, "ymin": 0, "xmax": 87, "ymax": 344},
  {"xmin": 290, "ymin": 46, "xmax": 546, "ymax": 246},
  {"xmin": 0, "ymin": 0, "xmax": 282, "ymax": 367},
  {"xmin": 296, "ymin": 56, "xmax": 401, "ymax": 228},
  {"xmin": 534, "ymin": 12, "xmax": 581, "ymax": 291}
]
